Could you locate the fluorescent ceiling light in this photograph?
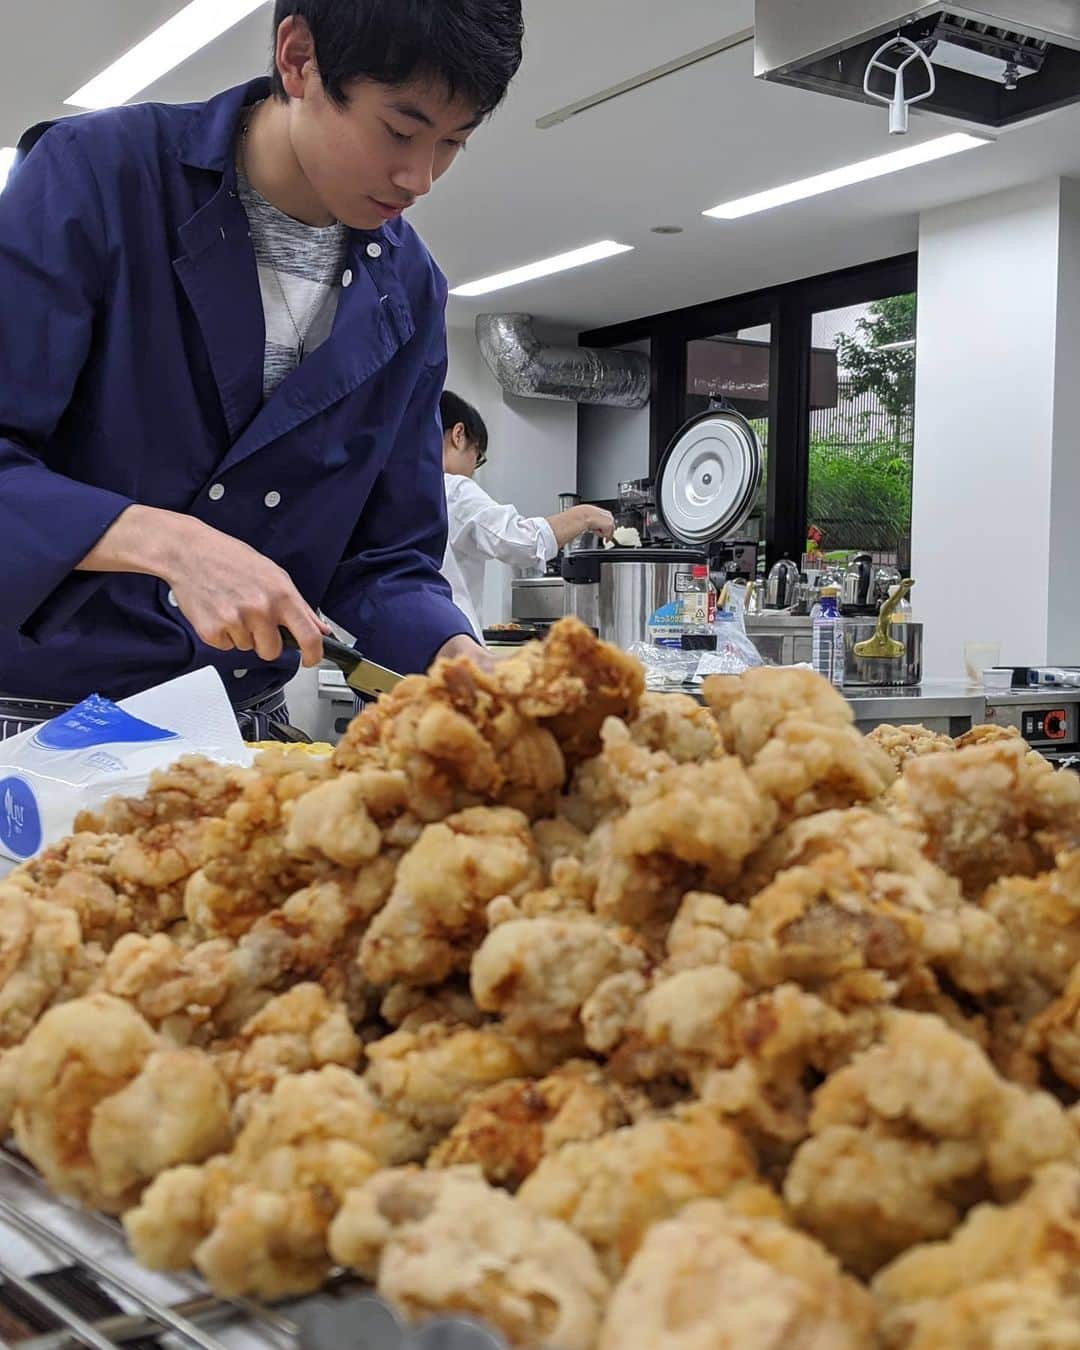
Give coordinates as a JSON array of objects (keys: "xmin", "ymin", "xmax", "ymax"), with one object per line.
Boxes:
[
  {"xmin": 0, "ymin": 147, "xmax": 16, "ymax": 193},
  {"xmin": 878, "ymin": 339, "xmax": 916, "ymax": 351},
  {"xmin": 450, "ymin": 241, "xmax": 634, "ymax": 297},
  {"xmin": 703, "ymin": 133, "xmax": 988, "ymax": 220},
  {"xmin": 66, "ymin": 0, "xmax": 271, "ymax": 110}
]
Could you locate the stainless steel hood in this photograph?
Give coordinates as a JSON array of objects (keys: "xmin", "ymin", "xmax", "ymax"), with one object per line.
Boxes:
[{"xmin": 755, "ymin": 2, "xmax": 1080, "ymax": 129}]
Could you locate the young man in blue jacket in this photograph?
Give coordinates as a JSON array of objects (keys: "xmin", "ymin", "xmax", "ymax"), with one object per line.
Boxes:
[{"xmin": 0, "ymin": 0, "xmax": 522, "ymax": 738}]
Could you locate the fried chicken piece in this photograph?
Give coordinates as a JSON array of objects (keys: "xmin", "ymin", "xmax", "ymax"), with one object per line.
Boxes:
[
  {"xmin": 125, "ymin": 1065, "xmax": 424, "ymax": 1297},
  {"xmin": 599, "ymin": 1199, "xmax": 877, "ymax": 1350},
  {"xmin": 593, "ymin": 964, "xmax": 877, "ymax": 1154},
  {"xmin": 209, "ymin": 984, "xmax": 361, "ymax": 1120},
  {"xmin": 585, "ymin": 756, "xmax": 778, "ymax": 930},
  {"xmin": 471, "ymin": 914, "xmax": 646, "ymax": 1037},
  {"xmin": 281, "ymin": 771, "xmax": 387, "ymax": 868},
  {"xmin": 334, "ymin": 618, "xmax": 640, "ymax": 820},
  {"xmin": 1027, "ymin": 963, "xmax": 1080, "ymax": 1089},
  {"xmin": 784, "ymin": 1011, "xmax": 1080, "ymax": 1275},
  {"xmin": 517, "ymin": 1101, "xmax": 759, "ymax": 1276},
  {"xmin": 886, "ymin": 738, "xmax": 1080, "ymax": 897},
  {"xmin": 13, "ymin": 994, "xmax": 230, "ymax": 1212},
  {"xmin": 364, "ymin": 1019, "xmax": 568, "ymax": 1134},
  {"xmin": 0, "ymin": 1045, "xmax": 21, "ymax": 1135},
  {"xmin": 954, "ymin": 723, "xmax": 1025, "ymax": 750},
  {"xmin": 702, "ymin": 666, "xmax": 854, "ymax": 763},
  {"xmin": 183, "ymin": 758, "xmax": 338, "ymax": 940},
  {"xmin": 100, "ymin": 932, "xmax": 244, "ymax": 1045},
  {"xmin": 561, "ymin": 695, "xmax": 719, "ymax": 834},
  {"xmin": 665, "ymin": 889, "xmax": 743, "ymax": 971},
  {"xmin": 360, "ymin": 807, "xmax": 541, "ymax": 987},
  {"xmin": 748, "ymin": 719, "xmax": 896, "ymax": 825},
  {"xmin": 527, "ymin": 820, "xmax": 585, "ymax": 888},
  {"xmin": 873, "ymin": 1163, "xmax": 1080, "ymax": 1349},
  {"xmin": 328, "ymin": 1167, "xmax": 610, "ymax": 1350},
  {"xmin": 378, "ymin": 979, "xmax": 484, "ymax": 1031},
  {"xmin": 11, "ymin": 831, "xmax": 189, "ymax": 946},
  {"xmin": 428, "ymin": 1061, "xmax": 641, "ymax": 1190},
  {"xmin": 0, "ymin": 887, "xmax": 101, "ymax": 1048},
  {"xmin": 868, "ymin": 723, "xmax": 956, "ymax": 771},
  {"xmin": 74, "ymin": 755, "xmax": 253, "ymax": 836},
  {"xmin": 982, "ymin": 851, "xmax": 1080, "ymax": 1011}
]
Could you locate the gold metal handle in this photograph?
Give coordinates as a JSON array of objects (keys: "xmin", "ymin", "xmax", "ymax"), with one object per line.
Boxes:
[{"xmin": 853, "ymin": 578, "xmax": 914, "ymax": 660}]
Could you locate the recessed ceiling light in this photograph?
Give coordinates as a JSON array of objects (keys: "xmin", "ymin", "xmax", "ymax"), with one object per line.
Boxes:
[
  {"xmin": 651, "ymin": 225, "xmax": 684, "ymax": 235},
  {"xmin": 0, "ymin": 147, "xmax": 16, "ymax": 192},
  {"xmin": 703, "ymin": 133, "xmax": 989, "ymax": 220},
  {"xmin": 66, "ymin": 0, "xmax": 272, "ymax": 110},
  {"xmin": 450, "ymin": 240, "xmax": 634, "ymax": 298}
]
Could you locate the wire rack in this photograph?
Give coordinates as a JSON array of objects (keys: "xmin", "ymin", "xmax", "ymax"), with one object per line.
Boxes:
[{"xmin": 0, "ymin": 1148, "xmax": 507, "ymax": 1350}]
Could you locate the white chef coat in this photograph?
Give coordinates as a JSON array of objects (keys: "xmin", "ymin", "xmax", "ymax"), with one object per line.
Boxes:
[{"xmin": 442, "ymin": 473, "xmax": 559, "ymax": 639}]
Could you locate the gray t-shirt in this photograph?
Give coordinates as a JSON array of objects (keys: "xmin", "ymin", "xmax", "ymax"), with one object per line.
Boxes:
[{"xmin": 236, "ymin": 163, "xmax": 350, "ymax": 400}]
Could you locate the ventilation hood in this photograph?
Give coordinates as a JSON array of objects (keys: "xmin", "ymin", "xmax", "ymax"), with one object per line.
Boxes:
[{"xmin": 755, "ymin": 1, "xmax": 1080, "ymax": 129}]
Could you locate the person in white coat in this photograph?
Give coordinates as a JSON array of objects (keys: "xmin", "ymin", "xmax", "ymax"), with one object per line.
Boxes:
[{"xmin": 439, "ymin": 391, "xmax": 614, "ymax": 639}]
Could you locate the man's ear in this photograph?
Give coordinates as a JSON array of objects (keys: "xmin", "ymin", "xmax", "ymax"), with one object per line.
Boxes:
[{"xmin": 452, "ymin": 422, "xmax": 468, "ymax": 450}]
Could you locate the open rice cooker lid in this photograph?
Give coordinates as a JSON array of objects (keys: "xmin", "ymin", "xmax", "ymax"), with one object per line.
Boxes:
[{"xmin": 656, "ymin": 408, "xmax": 763, "ymax": 546}]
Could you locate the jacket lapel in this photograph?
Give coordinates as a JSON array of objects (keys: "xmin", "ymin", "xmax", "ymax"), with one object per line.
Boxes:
[
  {"xmin": 210, "ymin": 239, "xmax": 417, "ymax": 476},
  {"xmin": 173, "ymin": 186, "xmax": 265, "ymax": 442}
]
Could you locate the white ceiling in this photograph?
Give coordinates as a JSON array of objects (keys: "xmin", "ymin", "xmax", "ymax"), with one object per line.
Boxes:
[{"xmin": 8, "ymin": 0, "xmax": 1080, "ymax": 331}]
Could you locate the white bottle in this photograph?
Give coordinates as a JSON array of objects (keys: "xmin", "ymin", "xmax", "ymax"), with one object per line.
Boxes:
[{"xmin": 812, "ymin": 585, "xmax": 845, "ymax": 689}]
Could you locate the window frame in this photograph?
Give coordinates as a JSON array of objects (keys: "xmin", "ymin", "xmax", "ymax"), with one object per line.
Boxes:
[{"xmin": 579, "ymin": 253, "xmax": 918, "ymax": 567}]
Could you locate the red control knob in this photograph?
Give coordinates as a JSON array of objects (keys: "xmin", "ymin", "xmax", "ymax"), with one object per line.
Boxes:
[{"xmin": 1045, "ymin": 712, "xmax": 1067, "ymax": 740}]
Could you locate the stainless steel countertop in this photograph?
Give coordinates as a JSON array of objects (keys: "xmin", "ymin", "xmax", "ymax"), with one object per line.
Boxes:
[{"xmin": 842, "ymin": 679, "xmax": 984, "ymax": 722}]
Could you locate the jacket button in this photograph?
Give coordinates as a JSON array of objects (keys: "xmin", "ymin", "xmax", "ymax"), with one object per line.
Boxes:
[
  {"xmin": 166, "ymin": 589, "xmax": 179, "ymax": 607},
  {"xmin": 264, "ymin": 490, "xmax": 281, "ymax": 509},
  {"xmin": 366, "ymin": 242, "xmax": 383, "ymax": 259},
  {"xmin": 233, "ymin": 669, "xmax": 248, "ymax": 679},
  {"xmin": 342, "ymin": 269, "xmax": 353, "ymax": 287},
  {"xmin": 208, "ymin": 483, "xmax": 225, "ymax": 501}
]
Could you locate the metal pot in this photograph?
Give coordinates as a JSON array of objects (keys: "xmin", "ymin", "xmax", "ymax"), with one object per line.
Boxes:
[
  {"xmin": 841, "ymin": 620, "xmax": 923, "ymax": 687},
  {"xmin": 562, "ymin": 547, "xmax": 706, "ymax": 649}
]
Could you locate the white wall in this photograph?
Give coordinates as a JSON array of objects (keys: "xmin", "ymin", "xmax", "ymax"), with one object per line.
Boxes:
[
  {"xmin": 912, "ymin": 178, "xmax": 1080, "ymax": 677},
  {"xmin": 577, "ymin": 338, "xmax": 652, "ymax": 500},
  {"xmin": 446, "ymin": 322, "xmax": 578, "ymax": 627}
]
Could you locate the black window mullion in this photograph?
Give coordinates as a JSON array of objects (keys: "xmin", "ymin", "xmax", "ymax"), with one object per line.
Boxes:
[{"xmin": 767, "ymin": 295, "xmax": 811, "ymax": 569}]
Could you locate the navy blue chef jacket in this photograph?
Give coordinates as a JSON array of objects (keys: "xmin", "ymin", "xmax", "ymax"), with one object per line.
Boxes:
[{"xmin": 0, "ymin": 78, "xmax": 472, "ymax": 706}]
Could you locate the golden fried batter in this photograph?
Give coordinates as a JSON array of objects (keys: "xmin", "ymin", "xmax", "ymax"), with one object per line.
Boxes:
[
  {"xmin": 518, "ymin": 1102, "xmax": 759, "ymax": 1276},
  {"xmin": 328, "ymin": 1167, "xmax": 610, "ymax": 1350},
  {"xmin": 428, "ymin": 1061, "xmax": 641, "ymax": 1189},
  {"xmin": 0, "ymin": 888, "xmax": 101, "ymax": 1048},
  {"xmin": 873, "ymin": 1163, "xmax": 1080, "ymax": 1349},
  {"xmin": 360, "ymin": 807, "xmax": 541, "ymax": 987},
  {"xmin": 784, "ymin": 1011, "xmax": 1079, "ymax": 1275},
  {"xmin": 887, "ymin": 738, "xmax": 1080, "ymax": 897},
  {"xmin": 124, "ymin": 1066, "xmax": 413, "ymax": 1297},
  {"xmin": 13, "ymin": 994, "xmax": 229, "ymax": 1212},
  {"xmin": 867, "ymin": 723, "xmax": 956, "ymax": 771},
  {"xmin": 702, "ymin": 666, "xmax": 854, "ymax": 764},
  {"xmin": 599, "ymin": 1199, "xmax": 877, "ymax": 1350}
]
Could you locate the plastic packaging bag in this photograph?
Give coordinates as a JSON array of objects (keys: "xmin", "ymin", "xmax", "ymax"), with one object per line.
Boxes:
[
  {"xmin": 0, "ymin": 667, "xmax": 251, "ymax": 869},
  {"xmin": 629, "ymin": 618, "xmax": 763, "ymax": 690}
]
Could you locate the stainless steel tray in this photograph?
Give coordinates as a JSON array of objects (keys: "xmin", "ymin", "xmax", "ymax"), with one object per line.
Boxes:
[{"xmin": 0, "ymin": 1148, "xmax": 508, "ymax": 1350}]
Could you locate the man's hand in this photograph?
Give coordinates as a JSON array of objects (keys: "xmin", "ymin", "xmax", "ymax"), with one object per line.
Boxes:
[
  {"xmin": 578, "ymin": 505, "xmax": 616, "ymax": 539},
  {"xmin": 435, "ymin": 632, "xmax": 495, "ymax": 671},
  {"xmin": 78, "ymin": 505, "xmax": 329, "ymax": 667}
]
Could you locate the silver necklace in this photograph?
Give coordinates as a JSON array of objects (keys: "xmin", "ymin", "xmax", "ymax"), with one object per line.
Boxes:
[{"xmin": 239, "ymin": 108, "xmax": 323, "ymax": 364}]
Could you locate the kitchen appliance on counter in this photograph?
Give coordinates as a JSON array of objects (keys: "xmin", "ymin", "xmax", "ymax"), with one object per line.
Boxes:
[
  {"xmin": 841, "ymin": 553, "xmax": 877, "ymax": 614},
  {"xmin": 841, "ymin": 580, "xmax": 923, "ymax": 687},
  {"xmin": 562, "ymin": 408, "xmax": 763, "ymax": 648},
  {"xmin": 563, "ymin": 548, "xmax": 707, "ymax": 650},
  {"xmin": 510, "ymin": 575, "xmax": 566, "ymax": 623},
  {"xmin": 983, "ymin": 673, "xmax": 1080, "ymax": 769}
]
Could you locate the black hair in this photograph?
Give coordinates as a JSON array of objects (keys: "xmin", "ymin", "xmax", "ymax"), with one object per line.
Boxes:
[
  {"xmin": 440, "ymin": 390, "xmax": 488, "ymax": 456},
  {"xmin": 270, "ymin": 0, "xmax": 524, "ymax": 114}
]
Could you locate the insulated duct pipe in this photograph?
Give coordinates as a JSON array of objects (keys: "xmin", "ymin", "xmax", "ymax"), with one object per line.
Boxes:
[{"xmin": 475, "ymin": 313, "xmax": 651, "ymax": 409}]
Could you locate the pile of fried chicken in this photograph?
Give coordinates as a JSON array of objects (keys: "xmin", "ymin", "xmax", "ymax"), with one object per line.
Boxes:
[{"xmin": 0, "ymin": 617, "xmax": 1078, "ymax": 1349}]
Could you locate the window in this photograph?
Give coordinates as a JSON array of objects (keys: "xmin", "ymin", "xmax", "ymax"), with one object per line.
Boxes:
[
  {"xmin": 808, "ymin": 295, "xmax": 916, "ymax": 569},
  {"xmin": 580, "ymin": 254, "xmax": 917, "ymax": 571}
]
